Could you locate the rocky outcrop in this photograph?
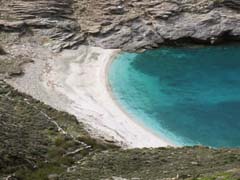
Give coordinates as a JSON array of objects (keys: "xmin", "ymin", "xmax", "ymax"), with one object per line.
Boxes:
[
  {"xmin": 0, "ymin": 45, "xmax": 6, "ymax": 55},
  {"xmin": 222, "ymin": 0, "xmax": 240, "ymax": 10},
  {"xmin": 0, "ymin": 0, "xmax": 83, "ymax": 52},
  {"xmin": 0, "ymin": 44, "xmax": 34, "ymax": 79},
  {"xmin": 1, "ymin": 0, "xmax": 240, "ymax": 52},
  {"xmin": 74, "ymin": 0, "xmax": 240, "ymax": 51}
]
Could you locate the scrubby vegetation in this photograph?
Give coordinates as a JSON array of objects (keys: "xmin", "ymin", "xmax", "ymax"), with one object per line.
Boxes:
[
  {"xmin": 0, "ymin": 81, "xmax": 240, "ymax": 180},
  {"xmin": 0, "ymin": 80, "xmax": 118, "ymax": 179}
]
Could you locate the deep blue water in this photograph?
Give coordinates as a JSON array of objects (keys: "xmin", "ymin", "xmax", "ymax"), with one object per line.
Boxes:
[{"xmin": 108, "ymin": 46, "xmax": 240, "ymax": 147}]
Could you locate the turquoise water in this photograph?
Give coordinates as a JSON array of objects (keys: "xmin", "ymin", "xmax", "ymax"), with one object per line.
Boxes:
[{"xmin": 108, "ymin": 46, "xmax": 240, "ymax": 147}]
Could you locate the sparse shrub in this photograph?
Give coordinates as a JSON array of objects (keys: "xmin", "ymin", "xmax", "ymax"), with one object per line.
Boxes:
[{"xmin": 54, "ymin": 136, "xmax": 66, "ymax": 147}]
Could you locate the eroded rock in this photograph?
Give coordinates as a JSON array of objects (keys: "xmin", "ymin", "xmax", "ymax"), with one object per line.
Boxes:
[{"xmin": 1, "ymin": 0, "xmax": 240, "ymax": 52}]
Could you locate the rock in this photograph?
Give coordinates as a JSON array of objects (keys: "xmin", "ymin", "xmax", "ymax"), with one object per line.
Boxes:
[
  {"xmin": 70, "ymin": 0, "xmax": 240, "ymax": 51},
  {"xmin": 0, "ymin": 46, "xmax": 6, "ymax": 55},
  {"xmin": 228, "ymin": 168, "xmax": 240, "ymax": 179},
  {"xmin": 190, "ymin": 161, "xmax": 199, "ymax": 166},
  {"xmin": 2, "ymin": 0, "xmax": 240, "ymax": 52},
  {"xmin": 222, "ymin": 0, "xmax": 240, "ymax": 10},
  {"xmin": 0, "ymin": 20, "xmax": 27, "ymax": 32},
  {"xmin": 108, "ymin": 6, "xmax": 125, "ymax": 15},
  {"xmin": 48, "ymin": 174, "xmax": 59, "ymax": 180},
  {"xmin": 94, "ymin": 26, "xmax": 132, "ymax": 49},
  {"xmin": 111, "ymin": 177, "xmax": 128, "ymax": 180}
]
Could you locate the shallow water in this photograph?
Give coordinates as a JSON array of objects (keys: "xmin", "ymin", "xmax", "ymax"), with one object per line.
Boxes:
[{"xmin": 108, "ymin": 46, "xmax": 240, "ymax": 147}]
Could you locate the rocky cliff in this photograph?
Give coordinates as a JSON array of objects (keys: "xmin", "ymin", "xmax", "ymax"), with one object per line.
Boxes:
[
  {"xmin": 1, "ymin": 0, "xmax": 240, "ymax": 52},
  {"xmin": 75, "ymin": 0, "xmax": 240, "ymax": 51}
]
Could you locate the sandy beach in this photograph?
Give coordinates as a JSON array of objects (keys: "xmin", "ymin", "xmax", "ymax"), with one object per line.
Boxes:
[{"xmin": 7, "ymin": 46, "xmax": 173, "ymax": 148}]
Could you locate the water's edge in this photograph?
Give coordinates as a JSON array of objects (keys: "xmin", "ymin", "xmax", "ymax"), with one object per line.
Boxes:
[
  {"xmin": 106, "ymin": 52, "xmax": 176, "ymax": 147},
  {"xmin": 108, "ymin": 46, "xmax": 240, "ymax": 148}
]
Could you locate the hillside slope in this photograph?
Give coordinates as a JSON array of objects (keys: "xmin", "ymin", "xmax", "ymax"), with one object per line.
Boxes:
[{"xmin": 0, "ymin": 80, "xmax": 240, "ymax": 180}]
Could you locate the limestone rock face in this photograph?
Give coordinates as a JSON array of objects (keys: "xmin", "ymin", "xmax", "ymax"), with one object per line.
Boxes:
[
  {"xmin": 223, "ymin": 0, "xmax": 240, "ymax": 10},
  {"xmin": 74, "ymin": 0, "xmax": 240, "ymax": 51},
  {"xmin": 1, "ymin": 0, "xmax": 240, "ymax": 51},
  {"xmin": 0, "ymin": 0, "xmax": 83, "ymax": 52}
]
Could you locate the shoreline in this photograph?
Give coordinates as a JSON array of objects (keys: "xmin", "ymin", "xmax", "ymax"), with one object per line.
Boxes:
[
  {"xmin": 105, "ymin": 51, "xmax": 175, "ymax": 147},
  {"xmin": 7, "ymin": 45, "xmax": 174, "ymax": 148}
]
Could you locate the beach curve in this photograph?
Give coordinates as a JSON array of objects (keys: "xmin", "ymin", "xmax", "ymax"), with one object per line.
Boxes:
[{"xmin": 7, "ymin": 45, "xmax": 174, "ymax": 148}]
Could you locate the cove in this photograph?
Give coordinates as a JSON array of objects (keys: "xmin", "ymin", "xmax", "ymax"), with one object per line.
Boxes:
[{"xmin": 108, "ymin": 45, "xmax": 240, "ymax": 147}]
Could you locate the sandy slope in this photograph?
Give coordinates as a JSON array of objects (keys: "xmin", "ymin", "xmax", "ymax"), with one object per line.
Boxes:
[{"xmin": 7, "ymin": 46, "xmax": 173, "ymax": 148}]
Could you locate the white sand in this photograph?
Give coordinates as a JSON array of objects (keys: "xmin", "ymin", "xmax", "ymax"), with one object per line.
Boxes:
[{"xmin": 7, "ymin": 46, "xmax": 173, "ymax": 148}]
